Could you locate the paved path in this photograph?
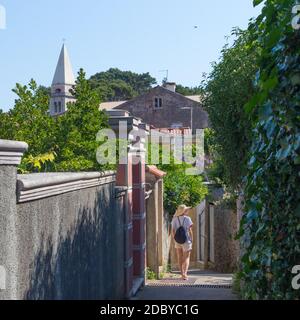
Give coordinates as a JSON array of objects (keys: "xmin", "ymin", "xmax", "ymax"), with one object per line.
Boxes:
[{"xmin": 134, "ymin": 270, "xmax": 238, "ymax": 300}]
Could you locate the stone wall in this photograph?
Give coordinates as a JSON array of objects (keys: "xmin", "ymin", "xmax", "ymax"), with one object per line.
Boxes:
[
  {"xmin": 145, "ymin": 167, "xmax": 170, "ymax": 277},
  {"xmin": 161, "ymin": 210, "xmax": 172, "ymax": 272},
  {"xmin": 117, "ymin": 86, "xmax": 208, "ymax": 130},
  {"xmin": 212, "ymin": 204, "xmax": 239, "ymax": 273}
]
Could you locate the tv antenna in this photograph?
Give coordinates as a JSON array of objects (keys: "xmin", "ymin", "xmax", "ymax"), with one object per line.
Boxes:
[{"xmin": 159, "ymin": 69, "xmax": 169, "ymax": 84}]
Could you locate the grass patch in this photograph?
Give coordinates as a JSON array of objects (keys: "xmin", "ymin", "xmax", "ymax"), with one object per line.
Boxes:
[{"xmin": 146, "ymin": 268, "xmax": 156, "ymax": 280}]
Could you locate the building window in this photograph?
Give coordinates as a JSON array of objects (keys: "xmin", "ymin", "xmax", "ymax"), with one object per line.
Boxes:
[
  {"xmin": 55, "ymin": 88, "xmax": 61, "ymax": 93},
  {"xmin": 58, "ymin": 101, "xmax": 62, "ymax": 113},
  {"xmin": 54, "ymin": 102, "xmax": 58, "ymax": 113},
  {"xmin": 154, "ymin": 97, "xmax": 162, "ymax": 108}
]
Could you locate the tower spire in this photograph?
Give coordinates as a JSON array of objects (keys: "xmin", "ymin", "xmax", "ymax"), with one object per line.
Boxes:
[
  {"xmin": 49, "ymin": 44, "xmax": 76, "ymax": 116},
  {"xmin": 52, "ymin": 44, "xmax": 75, "ymax": 86}
]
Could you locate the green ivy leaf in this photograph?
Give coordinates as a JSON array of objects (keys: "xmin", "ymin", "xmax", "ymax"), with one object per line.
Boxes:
[
  {"xmin": 259, "ymin": 102, "xmax": 273, "ymax": 120},
  {"xmin": 246, "ymin": 210, "xmax": 258, "ymax": 222},
  {"xmin": 295, "ymin": 204, "xmax": 300, "ymax": 218},
  {"xmin": 262, "ymin": 76, "xmax": 278, "ymax": 92},
  {"xmin": 294, "ymin": 156, "xmax": 300, "ymax": 165},
  {"xmin": 245, "ymin": 94, "xmax": 259, "ymax": 113}
]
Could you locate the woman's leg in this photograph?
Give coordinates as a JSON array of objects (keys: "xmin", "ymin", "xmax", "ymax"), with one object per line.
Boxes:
[
  {"xmin": 176, "ymin": 248, "xmax": 184, "ymax": 276},
  {"xmin": 182, "ymin": 250, "xmax": 191, "ymax": 278}
]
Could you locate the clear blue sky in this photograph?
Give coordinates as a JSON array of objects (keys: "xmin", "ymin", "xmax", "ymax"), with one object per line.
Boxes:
[{"xmin": 0, "ymin": 0, "xmax": 262, "ymax": 111}]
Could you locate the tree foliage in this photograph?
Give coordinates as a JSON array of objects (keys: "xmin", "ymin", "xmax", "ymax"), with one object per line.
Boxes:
[
  {"xmin": 149, "ymin": 144, "xmax": 208, "ymax": 216},
  {"xmin": 203, "ymin": 28, "xmax": 259, "ymax": 191},
  {"xmin": 55, "ymin": 69, "xmax": 109, "ymax": 171},
  {"xmin": 238, "ymin": 0, "xmax": 300, "ymax": 300},
  {"xmin": 89, "ymin": 67, "xmax": 204, "ymax": 102},
  {"xmin": 201, "ymin": 0, "xmax": 300, "ymax": 299},
  {"xmin": 89, "ymin": 68, "xmax": 157, "ymax": 101},
  {"xmin": 0, "ymin": 79, "xmax": 56, "ymax": 159},
  {"xmin": 176, "ymin": 84, "xmax": 204, "ymax": 96},
  {"xmin": 0, "ymin": 70, "xmax": 109, "ymax": 173}
]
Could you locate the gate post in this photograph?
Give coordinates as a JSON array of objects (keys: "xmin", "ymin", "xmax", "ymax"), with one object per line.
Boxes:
[{"xmin": 0, "ymin": 139, "xmax": 28, "ymax": 300}]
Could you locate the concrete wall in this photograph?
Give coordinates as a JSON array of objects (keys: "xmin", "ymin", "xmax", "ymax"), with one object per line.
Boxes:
[
  {"xmin": 0, "ymin": 170, "xmax": 125, "ymax": 300},
  {"xmin": 0, "ymin": 141, "xmax": 127, "ymax": 300},
  {"xmin": 16, "ymin": 181, "xmax": 125, "ymax": 300}
]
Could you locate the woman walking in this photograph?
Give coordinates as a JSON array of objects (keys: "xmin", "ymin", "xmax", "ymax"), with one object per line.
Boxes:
[{"xmin": 171, "ymin": 204, "xmax": 193, "ymax": 280}]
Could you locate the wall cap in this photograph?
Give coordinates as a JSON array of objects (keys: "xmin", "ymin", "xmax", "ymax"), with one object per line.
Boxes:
[
  {"xmin": 0, "ymin": 139, "xmax": 28, "ymax": 165},
  {"xmin": 17, "ymin": 171, "xmax": 116, "ymax": 203}
]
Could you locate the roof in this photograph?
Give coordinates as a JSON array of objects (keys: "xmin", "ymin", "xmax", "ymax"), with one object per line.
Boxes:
[
  {"xmin": 146, "ymin": 165, "xmax": 166, "ymax": 178},
  {"xmin": 98, "ymin": 87, "xmax": 203, "ymax": 111},
  {"xmin": 185, "ymin": 95, "xmax": 202, "ymax": 102},
  {"xmin": 52, "ymin": 44, "xmax": 75, "ymax": 85},
  {"xmin": 158, "ymin": 127, "xmax": 192, "ymax": 135},
  {"xmin": 99, "ymin": 100, "xmax": 127, "ymax": 110}
]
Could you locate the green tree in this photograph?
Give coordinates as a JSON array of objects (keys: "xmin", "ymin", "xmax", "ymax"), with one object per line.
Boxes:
[
  {"xmin": 89, "ymin": 68, "xmax": 157, "ymax": 101},
  {"xmin": 149, "ymin": 144, "xmax": 208, "ymax": 215},
  {"xmin": 0, "ymin": 80, "xmax": 57, "ymax": 170},
  {"xmin": 176, "ymin": 84, "xmax": 204, "ymax": 96},
  {"xmin": 0, "ymin": 109, "xmax": 15, "ymax": 140},
  {"xmin": 203, "ymin": 28, "xmax": 259, "ymax": 192},
  {"xmin": 55, "ymin": 68, "xmax": 109, "ymax": 171}
]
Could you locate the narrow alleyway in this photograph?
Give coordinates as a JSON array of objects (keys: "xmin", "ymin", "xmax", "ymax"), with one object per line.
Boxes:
[{"xmin": 134, "ymin": 270, "xmax": 238, "ymax": 300}]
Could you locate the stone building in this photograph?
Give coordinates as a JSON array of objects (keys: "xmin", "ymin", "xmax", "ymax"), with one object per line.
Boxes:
[
  {"xmin": 48, "ymin": 44, "xmax": 209, "ymax": 133},
  {"xmin": 100, "ymin": 83, "xmax": 209, "ymax": 131}
]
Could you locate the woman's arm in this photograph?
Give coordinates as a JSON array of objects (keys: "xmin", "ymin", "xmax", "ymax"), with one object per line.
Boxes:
[{"xmin": 189, "ymin": 227, "xmax": 193, "ymax": 242}]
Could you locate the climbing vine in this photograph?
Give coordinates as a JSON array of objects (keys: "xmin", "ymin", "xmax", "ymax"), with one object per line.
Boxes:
[{"xmin": 239, "ymin": 0, "xmax": 300, "ymax": 299}]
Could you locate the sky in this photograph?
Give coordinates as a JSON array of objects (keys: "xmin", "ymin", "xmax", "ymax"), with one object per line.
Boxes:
[{"xmin": 0, "ymin": 0, "xmax": 262, "ymax": 111}]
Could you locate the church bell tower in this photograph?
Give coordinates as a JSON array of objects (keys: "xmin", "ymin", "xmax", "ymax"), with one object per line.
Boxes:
[{"xmin": 49, "ymin": 44, "xmax": 76, "ymax": 116}]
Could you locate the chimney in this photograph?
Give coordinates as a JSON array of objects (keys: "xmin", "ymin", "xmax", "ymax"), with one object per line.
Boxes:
[{"xmin": 164, "ymin": 82, "xmax": 176, "ymax": 92}]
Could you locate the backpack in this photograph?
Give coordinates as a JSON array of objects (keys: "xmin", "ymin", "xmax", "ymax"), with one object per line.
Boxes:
[{"xmin": 174, "ymin": 217, "xmax": 187, "ymax": 244}]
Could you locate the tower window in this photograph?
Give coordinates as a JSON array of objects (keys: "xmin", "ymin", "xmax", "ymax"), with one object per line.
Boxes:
[
  {"xmin": 55, "ymin": 88, "xmax": 61, "ymax": 93},
  {"xmin": 54, "ymin": 102, "xmax": 58, "ymax": 113},
  {"xmin": 58, "ymin": 101, "xmax": 62, "ymax": 113},
  {"xmin": 154, "ymin": 97, "xmax": 162, "ymax": 108}
]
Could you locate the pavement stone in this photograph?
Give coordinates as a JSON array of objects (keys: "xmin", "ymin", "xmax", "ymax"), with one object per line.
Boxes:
[{"xmin": 134, "ymin": 270, "xmax": 238, "ymax": 300}]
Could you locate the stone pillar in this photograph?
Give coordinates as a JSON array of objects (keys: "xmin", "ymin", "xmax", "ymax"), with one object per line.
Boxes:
[
  {"xmin": 108, "ymin": 111, "xmax": 149, "ymax": 295},
  {"xmin": 132, "ymin": 149, "xmax": 146, "ymax": 279},
  {"xmin": 157, "ymin": 179, "xmax": 164, "ymax": 268},
  {"xmin": 146, "ymin": 182, "xmax": 159, "ymax": 277},
  {"xmin": 116, "ymin": 149, "xmax": 133, "ymax": 299},
  {"xmin": 0, "ymin": 139, "xmax": 28, "ymax": 300}
]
